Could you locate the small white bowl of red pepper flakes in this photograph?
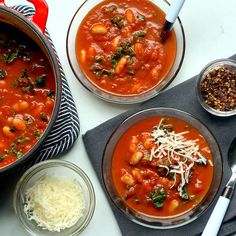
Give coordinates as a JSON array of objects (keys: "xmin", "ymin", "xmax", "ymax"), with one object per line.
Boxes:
[{"xmin": 196, "ymin": 59, "xmax": 236, "ymax": 117}]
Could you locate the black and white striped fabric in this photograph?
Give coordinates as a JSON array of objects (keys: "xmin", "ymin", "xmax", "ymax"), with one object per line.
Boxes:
[{"xmin": 7, "ymin": 5, "xmax": 80, "ymax": 173}]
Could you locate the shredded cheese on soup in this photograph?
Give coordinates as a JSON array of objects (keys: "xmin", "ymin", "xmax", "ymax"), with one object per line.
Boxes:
[
  {"xmin": 23, "ymin": 175, "xmax": 85, "ymax": 232},
  {"xmin": 149, "ymin": 119, "xmax": 209, "ymax": 198}
]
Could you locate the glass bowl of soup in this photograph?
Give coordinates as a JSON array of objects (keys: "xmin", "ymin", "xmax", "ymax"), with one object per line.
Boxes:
[
  {"xmin": 102, "ymin": 107, "xmax": 222, "ymax": 228},
  {"xmin": 67, "ymin": 0, "xmax": 185, "ymax": 104}
]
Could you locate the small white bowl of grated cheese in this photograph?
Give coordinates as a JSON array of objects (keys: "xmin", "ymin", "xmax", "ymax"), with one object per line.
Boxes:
[{"xmin": 13, "ymin": 160, "xmax": 95, "ymax": 236}]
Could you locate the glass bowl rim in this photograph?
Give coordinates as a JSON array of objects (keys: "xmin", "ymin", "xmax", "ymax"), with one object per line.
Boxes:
[
  {"xmin": 196, "ymin": 58, "xmax": 236, "ymax": 117},
  {"xmin": 102, "ymin": 107, "xmax": 223, "ymax": 229},
  {"xmin": 66, "ymin": 0, "xmax": 186, "ymax": 104},
  {"xmin": 13, "ymin": 159, "xmax": 96, "ymax": 236}
]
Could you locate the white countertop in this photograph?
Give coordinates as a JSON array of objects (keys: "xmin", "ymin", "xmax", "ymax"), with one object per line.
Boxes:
[{"xmin": 1, "ymin": 0, "xmax": 236, "ymax": 235}]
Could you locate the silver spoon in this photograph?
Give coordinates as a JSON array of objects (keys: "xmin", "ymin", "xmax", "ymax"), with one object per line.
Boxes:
[{"xmin": 202, "ymin": 137, "xmax": 236, "ymax": 236}]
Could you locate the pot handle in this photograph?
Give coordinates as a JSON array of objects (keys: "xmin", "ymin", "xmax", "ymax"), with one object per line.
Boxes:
[{"xmin": 0, "ymin": 0, "xmax": 48, "ymax": 33}]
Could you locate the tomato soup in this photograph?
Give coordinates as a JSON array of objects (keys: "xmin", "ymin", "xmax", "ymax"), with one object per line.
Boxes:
[
  {"xmin": 76, "ymin": 0, "xmax": 176, "ymax": 95},
  {"xmin": 0, "ymin": 23, "xmax": 55, "ymax": 169},
  {"xmin": 112, "ymin": 116, "xmax": 213, "ymax": 217}
]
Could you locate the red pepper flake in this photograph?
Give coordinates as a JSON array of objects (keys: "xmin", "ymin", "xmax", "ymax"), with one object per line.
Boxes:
[{"xmin": 200, "ymin": 66, "xmax": 236, "ymax": 111}]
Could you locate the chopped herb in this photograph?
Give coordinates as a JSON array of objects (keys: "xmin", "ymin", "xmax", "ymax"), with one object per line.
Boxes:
[
  {"xmin": 47, "ymin": 90, "xmax": 55, "ymax": 99},
  {"xmin": 9, "ymin": 126, "xmax": 16, "ymax": 133},
  {"xmin": 34, "ymin": 130, "xmax": 41, "ymax": 139},
  {"xmin": 89, "ymin": 63, "xmax": 103, "ymax": 72},
  {"xmin": 167, "ymin": 172, "xmax": 175, "ymax": 180},
  {"xmin": 163, "ymin": 127, "xmax": 173, "ymax": 133},
  {"xmin": 0, "ymin": 69, "xmax": 6, "ymax": 79},
  {"xmin": 111, "ymin": 14, "xmax": 122, "ymax": 23},
  {"xmin": 15, "ymin": 136, "xmax": 30, "ymax": 144},
  {"xmin": 95, "ymin": 55, "xmax": 104, "ymax": 64},
  {"xmin": 111, "ymin": 41, "xmax": 134, "ymax": 67},
  {"xmin": 90, "ymin": 56, "xmax": 115, "ymax": 78},
  {"xmin": 111, "ymin": 51, "xmax": 122, "ymax": 67},
  {"xmin": 15, "ymin": 69, "xmax": 35, "ymax": 94},
  {"xmin": 120, "ymin": 41, "xmax": 135, "ymax": 56},
  {"xmin": 134, "ymin": 31, "xmax": 146, "ymax": 39},
  {"xmin": 22, "ymin": 68, "xmax": 28, "ymax": 78},
  {"xmin": 3, "ymin": 48, "xmax": 19, "ymax": 64},
  {"xmin": 40, "ymin": 113, "xmax": 48, "ymax": 122},
  {"xmin": 92, "ymin": 68, "xmax": 114, "ymax": 79},
  {"xmin": 11, "ymin": 137, "xmax": 30, "ymax": 157},
  {"xmin": 111, "ymin": 15, "xmax": 124, "ymax": 29},
  {"xmin": 18, "ymin": 44, "xmax": 30, "ymax": 61},
  {"xmin": 137, "ymin": 15, "xmax": 146, "ymax": 22},
  {"xmin": 101, "ymin": 69, "xmax": 114, "ymax": 78},
  {"xmin": 157, "ymin": 166, "xmax": 168, "ymax": 176},
  {"xmin": 16, "ymin": 151, "xmax": 24, "ymax": 159},
  {"xmin": 0, "ymin": 36, "xmax": 30, "ymax": 62},
  {"xmin": 24, "ymin": 115, "xmax": 34, "ymax": 125},
  {"xmin": 35, "ymin": 75, "xmax": 46, "ymax": 86},
  {"xmin": 10, "ymin": 143, "xmax": 17, "ymax": 157},
  {"xmin": 93, "ymin": 71, "xmax": 101, "ymax": 77},
  {"xmin": 179, "ymin": 186, "xmax": 189, "ymax": 200},
  {"xmin": 23, "ymin": 84, "xmax": 34, "ymax": 94},
  {"xmin": 0, "ymin": 150, "xmax": 9, "ymax": 161},
  {"xmin": 150, "ymin": 187, "xmax": 167, "ymax": 208}
]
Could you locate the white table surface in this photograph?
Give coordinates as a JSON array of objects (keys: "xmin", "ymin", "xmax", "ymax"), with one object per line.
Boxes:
[{"xmin": 1, "ymin": 0, "xmax": 236, "ymax": 235}]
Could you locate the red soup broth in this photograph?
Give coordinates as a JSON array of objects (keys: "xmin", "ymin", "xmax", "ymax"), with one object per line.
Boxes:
[
  {"xmin": 112, "ymin": 116, "xmax": 214, "ymax": 217},
  {"xmin": 76, "ymin": 0, "xmax": 176, "ymax": 95},
  {"xmin": 0, "ymin": 23, "xmax": 55, "ymax": 169}
]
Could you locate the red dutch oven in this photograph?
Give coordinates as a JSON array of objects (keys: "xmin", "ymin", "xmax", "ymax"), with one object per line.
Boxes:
[{"xmin": 0, "ymin": 0, "xmax": 62, "ymax": 175}]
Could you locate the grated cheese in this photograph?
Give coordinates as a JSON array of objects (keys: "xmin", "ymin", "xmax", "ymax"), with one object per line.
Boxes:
[
  {"xmin": 23, "ymin": 175, "xmax": 85, "ymax": 232},
  {"xmin": 149, "ymin": 119, "xmax": 209, "ymax": 197}
]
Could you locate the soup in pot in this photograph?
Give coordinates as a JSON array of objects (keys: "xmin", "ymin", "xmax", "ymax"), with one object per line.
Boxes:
[{"xmin": 0, "ymin": 23, "xmax": 56, "ymax": 169}]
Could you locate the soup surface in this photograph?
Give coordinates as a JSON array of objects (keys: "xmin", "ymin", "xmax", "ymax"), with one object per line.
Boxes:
[
  {"xmin": 0, "ymin": 23, "xmax": 55, "ymax": 169},
  {"xmin": 76, "ymin": 0, "xmax": 176, "ymax": 95},
  {"xmin": 112, "ymin": 116, "xmax": 213, "ymax": 217}
]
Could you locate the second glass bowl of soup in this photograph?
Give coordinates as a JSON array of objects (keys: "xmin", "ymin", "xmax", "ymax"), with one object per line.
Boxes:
[
  {"xmin": 67, "ymin": 0, "xmax": 185, "ymax": 104},
  {"xmin": 102, "ymin": 108, "xmax": 222, "ymax": 228}
]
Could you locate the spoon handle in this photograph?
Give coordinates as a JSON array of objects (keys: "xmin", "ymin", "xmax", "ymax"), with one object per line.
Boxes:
[
  {"xmin": 202, "ymin": 194, "xmax": 230, "ymax": 236},
  {"xmin": 161, "ymin": 0, "xmax": 185, "ymax": 42},
  {"xmin": 166, "ymin": 0, "xmax": 185, "ymax": 24}
]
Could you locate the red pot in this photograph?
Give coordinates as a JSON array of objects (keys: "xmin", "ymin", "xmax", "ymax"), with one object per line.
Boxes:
[{"xmin": 0, "ymin": 0, "xmax": 62, "ymax": 175}]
